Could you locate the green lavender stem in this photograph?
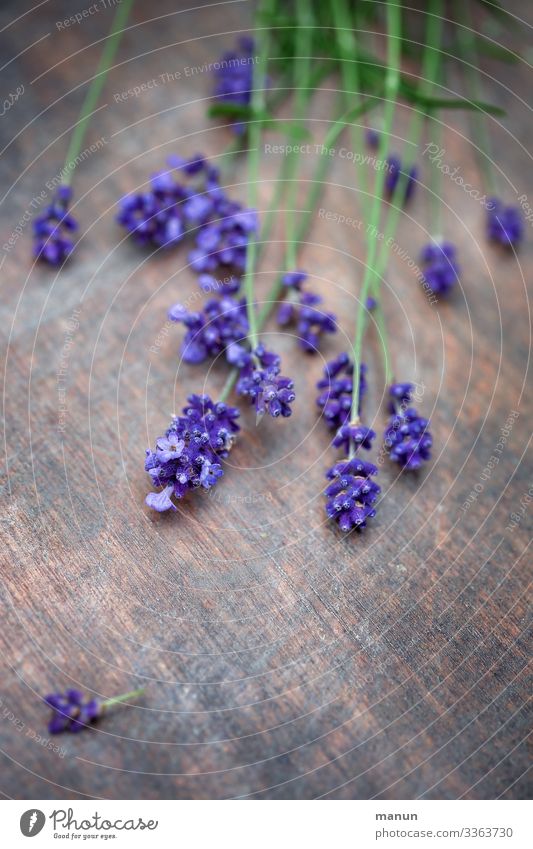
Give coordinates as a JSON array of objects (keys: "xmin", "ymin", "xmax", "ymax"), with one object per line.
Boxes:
[
  {"xmin": 284, "ymin": 0, "xmax": 314, "ymax": 270},
  {"xmin": 456, "ymin": 2, "xmax": 497, "ymax": 195},
  {"xmin": 242, "ymin": 0, "xmax": 273, "ymax": 350},
  {"xmin": 349, "ymin": 0, "xmax": 402, "ymax": 427},
  {"xmin": 219, "ymin": 97, "xmax": 379, "ymax": 404},
  {"xmin": 101, "ymin": 687, "xmax": 145, "ymax": 711},
  {"xmin": 333, "ymin": 0, "xmax": 367, "ymax": 197},
  {"xmin": 373, "ymin": 0, "xmax": 443, "ymax": 286},
  {"xmin": 365, "ymin": 0, "xmax": 444, "ymax": 389},
  {"xmin": 62, "ymin": 0, "xmax": 134, "ymax": 185}
]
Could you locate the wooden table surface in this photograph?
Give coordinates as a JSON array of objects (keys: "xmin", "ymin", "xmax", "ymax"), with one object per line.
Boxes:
[{"xmin": 0, "ymin": 0, "xmax": 531, "ymax": 800}]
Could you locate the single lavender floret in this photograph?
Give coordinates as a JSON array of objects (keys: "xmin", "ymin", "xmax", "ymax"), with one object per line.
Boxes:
[
  {"xmin": 420, "ymin": 240, "xmax": 460, "ymax": 296},
  {"xmin": 384, "ymin": 381, "xmax": 432, "ymax": 470},
  {"xmin": 33, "ymin": 185, "xmax": 78, "ymax": 265},
  {"xmin": 385, "ymin": 155, "xmax": 418, "ymax": 203},
  {"xmin": 212, "ymin": 36, "xmax": 255, "ymax": 135},
  {"xmin": 44, "ymin": 689, "xmax": 100, "ymax": 734},
  {"xmin": 325, "ymin": 457, "xmax": 380, "ymax": 532},
  {"xmin": 230, "ymin": 344, "xmax": 295, "ymax": 419},
  {"xmin": 145, "ymin": 394, "xmax": 240, "ymax": 511},
  {"xmin": 316, "ymin": 353, "xmax": 367, "ymax": 430},
  {"xmin": 168, "ymin": 296, "xmax": 249, "ymax": 364},
  {"xmin": 486, "ymin": 198, "xmax": 523, "ymax": 248},
  {"xmin": 277, "ymin": 271, "xmax": 337, "ymax": 353}
]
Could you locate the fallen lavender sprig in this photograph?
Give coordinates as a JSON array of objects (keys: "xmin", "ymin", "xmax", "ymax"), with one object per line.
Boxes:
[{"xmin": 44, "ymin": 687, "xmax": 144, "ymax": 734}]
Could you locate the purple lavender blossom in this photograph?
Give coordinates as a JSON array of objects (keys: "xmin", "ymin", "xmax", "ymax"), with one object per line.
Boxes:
[
  {"xmin": 333, "ymin": 423, "xmax": 376, "ymax": 454},
  {"xmin": 117, "ymin": 154, "xmax": 257, "ymax": 278},
  {"xmin": 385, "ymin": 156, "xmax": 418, "ymax": 203},
  {"xmin": 229, "ymin": 344, "xmax": 295, "ymax": 419},
  {"xmin": 384, "ymin": 382, "xmax": 432, "ymax": 470},
  {"xmin": 420, "ymin": 240, "xmax": 460, "ymax": 296},
  {"xmin": 44, "ymin": 689, "xmax": 100, "ymax": 734},
  {"xmin": 117, "ymin": 154, "xmax": 217, "ymax": 248},
  {"xmin": 33, "ymin": 185, "xmax": 78, "ymax": 265},
  {"xmin": 325, "ymin": 457, "xmax": 380, "ymax": 532},
  {"xmin": 365, "ymin": 296, "xmax": 377, "ymax": 311},
  {"xmin": 366, "ymin": 128, "xmax": 380, "ymax": 150},
  {"xmin": 212, "ymin": 36, "xmax": 255, "ymax": 134},
  {"xmin": 316, "ymin": 353, "xmax": 367, "ymax": 430},
  {"xmin": 189, "ymin": 203, "xmax": 258, "ymax": 275},
  {"xmin": 277, "ymin": 271, "xmax": 337, "ymax": 353},
  {"xmin": 145, "ymin": 394, "xmax": 240, "ymax": 511},
  {"xmin": 486, "ymin": 198, "xmax": 523, "ymax": 248},
  {"xmin": 168, "ymin": 296, "xmax": 249, "ymax": 364}
]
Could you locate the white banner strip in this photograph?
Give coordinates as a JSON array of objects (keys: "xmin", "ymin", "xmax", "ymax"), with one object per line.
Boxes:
[{"xmin": 3, "ymin": 799, "xmax": 531, "ymax": 848}]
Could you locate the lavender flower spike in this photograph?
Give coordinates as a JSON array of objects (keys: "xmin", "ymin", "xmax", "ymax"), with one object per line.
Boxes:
[
  {"xmin": 278, "ymin": 270, "xmax": 337, "ymax": 353},
  {"xmin": 420, "ymin": 240, "xmax": 460, "ymax": 297},
  {"xmin": 168, "ymin": 296, "xmax": 249, "ymax": 364},
  {"xmin": 385, "ymin": 155, "xmax": 418, "ymax": 203},
  {"xmin": 33, "ymin": 185, "xmax": 78, "ymax": 265},
  {"xmin": 486, "ymin": 198, "xmax": 523, "ymax": 248},
  {"xmin": 325, "ymin": 457, "xmax": 380, "ymax": 532},
  {"xmin": 230, "ymin": 344, "xmax": 295, "ymax": 419},
  {"xmin": 383, "ymin": 382, "xmax": 432, "ymax": 470},
  {"xmin": 145, "ymin": 394, "xmax": 240, "ymax": 511},
  {"xmin": 212, "ymin": 36, "xmax": 255, "ymax": 135},
  {"xmin": 316, "ymin": 353, "xmax": 367, "ymax": 431}
]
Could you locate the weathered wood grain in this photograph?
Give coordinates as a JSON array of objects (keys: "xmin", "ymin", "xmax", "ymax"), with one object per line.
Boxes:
[{"xmin": 0, "ymin": 0, "xmax": 531, "ymax": 799}]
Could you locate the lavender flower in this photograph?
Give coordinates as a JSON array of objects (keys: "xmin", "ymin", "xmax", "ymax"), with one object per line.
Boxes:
[
  {"xmin": 486, "ymin": 198, "xmax": 523, "ymax": 248},
  {"xmin": 189, "ymin": 203, "xmax": 258, "ymax": 275},
  {"xmin": 33, "ymin": 186, "xmax": 78, "ymax": 265},
  {"xmin": 212, "ymin": 36, "xmax": 255, "ymax": 135},
  {"xmin": 229, "ymin": 343, "xmax": 295, "ymax": 419},
  {"xmin": 420, "ymin": 240, "xmax": 460, "ymax": 296},
  {"xmin": 316, "ymin": 353, "xmax": 367, "ymax": 430},
  {"xmin": 145, "ymin": 394, "xmax": 240, "ymax": 511},
  {"xmin": 325, "ymin": 457, "xmax": 380, "ymax": 532},
  {"xmin": 384, "ymin": 382, "xmax": 432, "ymax": 470},
  {"xmin": 385, "ymin": 156, "xmax": 418, "ymax": 203},
  {"xmin": 333, "ymin": 423, "xmax": 376, "ymax": 454},
  {"xmin": 117, "ymin": 154, "xmax": 217, "ymax": 248},
  {"xmin": 277, "ymin": 271, "xmax": 337, "ymax": 352},
  {"xmin": 44, "ymin": 689, "xmax": 100, "ymax": 734},
  {"xmin": 168, "ymin": 295, "xmax": 249, "ymax": 364},
  {"xmin": 366, "ymin": 128, "xmax": 380, "ymax": 150}
]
